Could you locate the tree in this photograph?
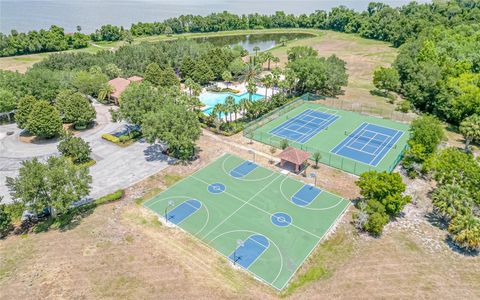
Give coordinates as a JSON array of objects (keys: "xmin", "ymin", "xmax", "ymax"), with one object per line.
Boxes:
[
  {"xmin": 280, "ymin": 139, "xmax": 289, "ymax": 150},
  {"xmin": 409, "ymin": 115, "xmax": 444, "ymax": 154},
  {"xmin": 261, "ymin": 74, "xmax": 273, "ymax": 99},
  {"xmin": 354, "ymin": 171, "xmax": 411, "ymax": 236},
  {"xmin": 142, "ymin": 103, "xmax": 201, "ymax": 160},
  {"xmin": 253, "ymin": 46, "xmax": 260, "ymax": 57},
  {"xmin": 373, "ymin": 67, "xmax": 400, "ymax": 94},
  {"xmin": 460, "ymin": 114, "xmax": 480, "ymax": 152},
  {"xmin": 239, "ymin": 62, "xmax": 261, "ymax": 83},
  {"xmin": 144, "ymin": 63, "xmax": 163, "ymax": 86},
  {"xmin": 246, "ymin": 80, "xmax": 258, "ymax": 101},
  {"xmin": 58, "ymin": 135, "xmax": 92, "ymax": 164},
  {"xmin": 312, "ymin": 151, "xmax": 322, "ymax": 168},
  {"xmin": 0, "ymin": 89, "xmax": 16, "ymax": 113},
  {"xmin": 287, "ymin": 46, "xmax": 318, "ymax": 62},
  {"xmin": 26, "ymin": 101, "xmax": 63, "ymax": 138},
  {"xmin": 262, "ymin": 52, "xmax": 276, "ymax": 70},
  {"xmin": 104, "ymin": 63, "xmax": 122, "ymax": 78},
  {"xmin": 448, "ymin": 213, "xmax": 480, "ymax": 252},
  {"xmin": 6, "ymin": 156, "xmax": 92, "ymax": 215},
  {"xmin": 14, "ymin": 95, "xmax": 36, "ymax": 129},
  {"xmin": 164, "ymin": 26, "xmax": 174, "ymax": 36},
  {"xmin": 72, "ymin": 70, "xmax": 108, "ymax": 97},
  {"xmin": 190, "ymin": 60, "xmax": 215, "ymax": 85},
  {"xmin": 123, "ymin": 30, "xmax": 134, "ymax": 44},
  {"xmin": 159, "ymin": 67, "xmax": 180, "ymax": 87},
  {"xmin": 229, "ymin": 58, "xmax": 245, "ymax": 78},
  {"xmin": 222, "ymin": 71, "xmax": 233, "ymax": 88},
  {"xmin": 55, "ymin": 90, "xmax": 96, "ymax": 128},
  {"xmin": 0, "ymin": 204, "xmax": 12, "ymax": 238},
  {"xmin": 224, "ymin": 96, "xmax": 236, "ymax": 122},
  {"xmin": 279, "ymin": 36, "xmax": 287, "ymax": 46},
  {"xmin": 98, "ymin": 83, "xmax": 114, "ymax": 103}
]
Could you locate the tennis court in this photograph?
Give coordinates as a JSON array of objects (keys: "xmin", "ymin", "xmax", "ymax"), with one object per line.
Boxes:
[
  {"xmin": 270, "ymin": 108, "xmax": 340, "ymax": 143},
  {"xmin": 331, "ymin": 123, "xmax": 404, "ymax": 166},
  {"xmin": 144, "ymin": 153, "xmax": 350, "ymax": 290},
  {"xmin": 246, "ymin": 102, "xmax": 410, "ymax": 175}
]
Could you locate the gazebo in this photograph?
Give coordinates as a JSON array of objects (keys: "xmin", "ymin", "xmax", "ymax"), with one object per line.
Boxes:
[{"xmin": 277, "ymin": 147, "xmax": 311, "ymax": 173}]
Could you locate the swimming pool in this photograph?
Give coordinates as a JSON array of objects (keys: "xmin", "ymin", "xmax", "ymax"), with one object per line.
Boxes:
[{"xmin": 200, "ymin": 92, "xmax": 264, "ymax": 116}]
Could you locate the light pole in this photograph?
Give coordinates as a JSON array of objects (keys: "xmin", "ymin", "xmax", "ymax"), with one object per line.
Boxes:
[
  {"xmin": 233, "ymin": 239, "xmax": 244, "ymax": 266},
  {"xmin": 309, "ymin": 172, "xmax": 317, "ymax": 187},
  {"xmin": 164, "ymin": 200, "xmax": 174, "ymax": 223},
  {"xmin": 248, "ymin": 149, "xmax": 255, "ymax": 163}
]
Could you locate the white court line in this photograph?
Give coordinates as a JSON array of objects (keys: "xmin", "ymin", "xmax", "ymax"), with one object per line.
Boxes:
[
  {"xmin": 369, "ymin": 130, "xmax": 405, "ymax": 166},
  {"xmin": 199, "ymin": 173, "xmax": 283, "ymax": 240},
  {"xmin": 191, "ymin": 175, "xmax": 322, "ymax": 240}
]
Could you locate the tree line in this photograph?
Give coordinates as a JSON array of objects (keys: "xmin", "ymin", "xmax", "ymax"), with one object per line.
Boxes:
[{"xmin": 2, "ymin": 1, "xmax": 479, "ymax": 57}]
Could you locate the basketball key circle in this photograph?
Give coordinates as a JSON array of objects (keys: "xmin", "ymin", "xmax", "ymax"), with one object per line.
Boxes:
[{"xmin": 208, "ymin": 183, "xmax": 226, "ymax": 194}]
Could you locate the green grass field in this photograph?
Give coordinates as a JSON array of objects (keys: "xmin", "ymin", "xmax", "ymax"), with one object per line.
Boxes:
[
  {"xmin": 246, "ymin": 102, "xmax": 410, "ymax": 175},
  {"xmin": 143, "ymin": 153, "xmax": 349, "ymax": 290}
]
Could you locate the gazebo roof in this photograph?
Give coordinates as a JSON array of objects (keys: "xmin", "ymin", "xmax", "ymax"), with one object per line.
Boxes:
[{"xmin": 277, "ymin": 147, "xmax": 311, "ymax": 165}]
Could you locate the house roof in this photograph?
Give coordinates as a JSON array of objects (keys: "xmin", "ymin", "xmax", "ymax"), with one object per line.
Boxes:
[
  {"xmin": 127, "ymin": 76, "xmax": 143, "ymax": 82},
  {"xmin": 277, "ymin": 147, "xmax": 311, "ymax": 165},
  {"xmin": 108, "ymin": 77, "xmax": 131, "ymax": 99}
]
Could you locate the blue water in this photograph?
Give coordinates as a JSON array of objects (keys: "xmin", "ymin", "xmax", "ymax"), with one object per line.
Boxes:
[{"xmin": 201, "ymin": 92, "xmax": 264, "ymax": 117}]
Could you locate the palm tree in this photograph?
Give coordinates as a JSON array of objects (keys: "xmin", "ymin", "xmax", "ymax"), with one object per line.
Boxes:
[
  {"xmin": 232, "ymin": 103, "xmax": 240, "ymax": 120},
  {"xmin": 448, "ymin": 213, "xmax": 480, "ymax": 251},
  {"xmin": 432, "ymin": 184, "xmax": 472, "ymax": 221},
  {"xmin": 261, "ymin": 74, "xmax": 273, "ymax": 100},
  {"xmin": 213, "ymin": 103, "xmax": 223, "ymax": 120},
  {"xmin": 253, "ymin": 46, "xmax": 260, "ymax": 57},
  {"xmin": 246, "ymin": 80, "xmax": 258, "ymax": 101},
  {"xmin": 224, "ymin": 96, "xmax": 235, "ymax": 122},
  {"xmin": 279, "ymin": 36, "xmax": 287, "ymax": 47},
  {"xmin": 272, "ymin": 56, "xmax": 280, "ymax": 68},
  {"xmin": 184, "ymin": 78, "xmax": 195, "ymax": 97},
  {"xmin": 239, "ymin": 62, "xmax": 261, "ymax": 83},
  {"xmin": 239, "ymin": 98, "xmax": 252, "ymax": 115},
  {"xmin": 460, "ymin": 114, "xmax": 480, "ymax": 152},
  {"xmin": 98, "ymin": 83, "xmax": 114, "ymax": 103},
  {"xmin": 263, "ymin": 52, "xmax": 277, "ymax": 71}
]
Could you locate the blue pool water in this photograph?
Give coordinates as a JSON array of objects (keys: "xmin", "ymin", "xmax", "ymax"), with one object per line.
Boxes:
[{"xmin": 200, "ymin": 92, "xmax": 264, "ymax": 116}]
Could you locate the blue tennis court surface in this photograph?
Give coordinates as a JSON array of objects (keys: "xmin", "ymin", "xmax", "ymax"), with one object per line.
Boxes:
[
  {"xmin": 269, "ymin": 109, "xmax": 339, "ymax": 144},
  {"xmin": 229, "ymin": 234, "xmax": 269, "ymax": 269},
  {"xmin": 166, "ymin": 199, "xmax": 201, "ymax": 225},
  {"xmin": 331, "ymin": 123, "xmax": 404, "ymax": 166},
  {"xmin": 291, "ymin": 185, "xmax": 322, "ymax": 206},
  {"xmin": 230, "ymin": 161, "xmax": 258, "ymax": 178}
]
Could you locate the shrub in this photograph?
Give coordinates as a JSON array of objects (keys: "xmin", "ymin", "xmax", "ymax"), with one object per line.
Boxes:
[
  {"xmin": 101, "ymin": 133, "xmax": 120, "ymax": 144},
  {"xmin": 94, "ymin": 189, "xmax": 124, "ymax": 205},
  {"xmin": 58, "ymin": 135, "xmax": 92, "ymax": 164},
  {"xmin": 397, "ymin": 100, "xmax": 411, "ymax": 113},
  {"xmin": 280, "ymin": 139, "xmax": 289, "ymax": 150},
  {"xmin": 0, "ymin": 204, "xmax": 13, "ymax": 238}
]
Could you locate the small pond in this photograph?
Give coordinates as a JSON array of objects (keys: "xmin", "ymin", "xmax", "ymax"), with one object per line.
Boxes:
[{"xmin": 194, "ymin": 32, "xmax": 315, "ymax": 53}]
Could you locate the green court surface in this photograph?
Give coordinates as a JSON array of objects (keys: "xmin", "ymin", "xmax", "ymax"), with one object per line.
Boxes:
[
  {"xmin": 143, "ymin": 153, "xmax": 350, "ymax": 290},
  {"xmin": 246, "ymin": 102, "xmax": 410, "ymax": 175}
]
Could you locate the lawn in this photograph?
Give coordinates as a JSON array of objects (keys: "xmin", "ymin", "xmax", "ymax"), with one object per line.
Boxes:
[{"xmin": 143, "ymin": 153, "xmax": 350, "ymax": 290}]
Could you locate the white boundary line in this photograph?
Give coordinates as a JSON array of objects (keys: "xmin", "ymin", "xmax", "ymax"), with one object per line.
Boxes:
[
  {"xmin": 229, "ymin": 160, "xmax": 258, "ymax": 178},
  {"xmin": 210, "ymin": 229, "xmax": 285, "ymax": 288},
  {"xmin": 200, "ymin": 173, "xmax": 283, "ymax": 240},
  {"xmin": 279, "ymin": 200, "xmax": 351, "ymax": 290},
  {"xmin": 191, "ymin": 175, "xmax": 322, "ymax": 240},
  {"xmin": 329, "ymin": 122, "xmax": 406, "ymax": 167},
  {"xmin": 221, "ymin": 154, "xmax": 276, "ymax": 182},
  {"xmin": 278, "ymin": 176, "xmax": 345, "ymax": 211}
]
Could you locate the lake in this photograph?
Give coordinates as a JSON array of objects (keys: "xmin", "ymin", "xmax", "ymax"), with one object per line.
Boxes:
[
  {"xmin": 195, "ymin": 32, "xmax": 315, "ymax": 52},
  {"xmin": 0, "ymin": 0, "xmax": 430, "ymax": 34}
]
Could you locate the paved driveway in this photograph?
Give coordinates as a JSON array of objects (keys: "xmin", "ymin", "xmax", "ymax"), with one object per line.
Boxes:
[{"xmin": 0, "ymin": 104, "xmax": 173, "ymax": 204}]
